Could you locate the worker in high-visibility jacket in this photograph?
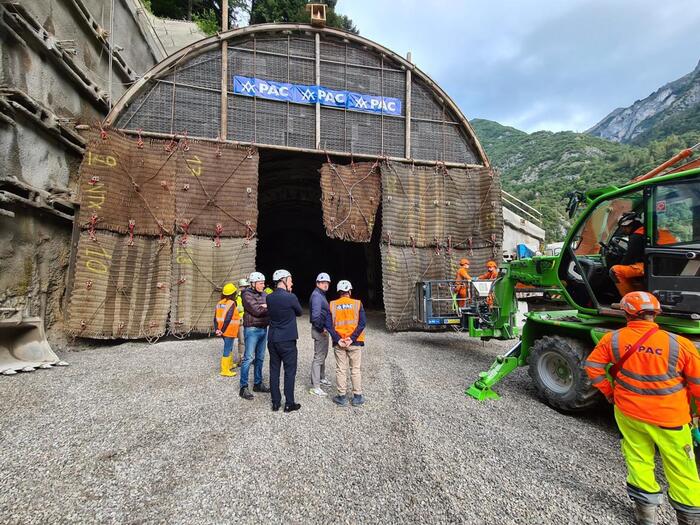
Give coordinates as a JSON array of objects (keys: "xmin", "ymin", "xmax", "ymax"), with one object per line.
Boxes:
[
  {"xmin": 325, "ymin": 280, "xmax": 366, "ymax": 407},
  {"xmin": 214, "ymin": 282, "xmax": 240, "ymax": 377},
  {"xmin": 478, "ymin": 260, "xmax": 499, "ymax": 280},
  {"xmin": 478, "ymin": 260, "xmax": 499, "ymax": 307},
  {"xmin": 584, "ymin": 291, "xmax": 700, "ymax": 525},
  {"xmin": 454, "ymin": 258, "xmax": 471, "ymax": 308},
  {"xmin": 610, "ymin": 212, "xmax": 678, "ymax": 297}
]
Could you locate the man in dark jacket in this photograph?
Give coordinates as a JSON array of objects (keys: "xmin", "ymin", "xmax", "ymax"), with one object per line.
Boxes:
[
  {"xmin": 266, "ymin": 269, "xmax": 302, "ymax": 412},
  {"xmin": 309, "ymin": 272, "xmax": 332, "ymax": 397},
  {"xmin": 239, "ymin": 271, "xmax": 270, "ymax": 400}
]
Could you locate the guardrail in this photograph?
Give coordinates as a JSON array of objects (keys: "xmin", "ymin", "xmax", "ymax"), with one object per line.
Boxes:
[{"xmin": 501, "ymin": 190, "xmax": 543, "ymax": 226}]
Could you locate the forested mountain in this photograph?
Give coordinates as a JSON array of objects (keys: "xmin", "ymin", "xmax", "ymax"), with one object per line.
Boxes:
[{"xmin": 473, "ymin": 119, "xmax": 700, "ymax": 240}]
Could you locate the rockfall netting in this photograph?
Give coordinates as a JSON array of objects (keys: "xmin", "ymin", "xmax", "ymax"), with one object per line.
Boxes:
[
  {"xmin": 66, "ymin": 132, "xmax": 258, "ymax": 339},
  {"xmin": 66, "ymin": 230, "xmax": 172, "ymax": 339},
  {"xmin": 319, "ymin": 160, "xmax": 381, "ymax": 242},
  {"xmin": 171, "ymin": 236, "xmax": 257, "ymax": 337},
  {"xmin": 380, "ymin": 162, "xmax": 503, "ymax": 330}
]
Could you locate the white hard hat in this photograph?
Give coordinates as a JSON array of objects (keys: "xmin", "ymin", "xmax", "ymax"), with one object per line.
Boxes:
[
  {"xmin": 316, "ymin": 272, "xmax": 331, "ymax": 283},
  {"xmin": 248, "ymin": 271, "xmax": 265, "ymax": 283},
  {"xmin": 272, "ymin": 269, "xmax": 291, "ymax": 282},
  {"xmin": 238, "ymin": 278, "xmax": 249, "ymax": 287},
  {"xmin": 337, "ymin": 280, "xmax": 352, "ymax": 292}
]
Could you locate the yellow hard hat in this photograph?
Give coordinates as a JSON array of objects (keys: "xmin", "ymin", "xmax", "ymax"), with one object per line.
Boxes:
[{"xmin": 222, "ymin": 282, "xmax": 237, "ymax": 296}]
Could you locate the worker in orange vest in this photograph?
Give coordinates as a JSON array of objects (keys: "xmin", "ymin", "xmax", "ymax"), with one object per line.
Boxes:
[
  {"xmin": 214, "ymin": 282, "xmax": 240, "ymax": 377},
  {"xmin": 454, "ymin": 258, "xmax": 471, "ymax": 307},
  {"xmin": 610, "ymin": 212, "xmax": 678, "ymax": 296},
  {"xmin": 325, "ymin": 280, "xmax": 366, "ymax": 407},
  {"xmin": 585, "ymin": 291, "xmax": 700, "ymax": 525},
  {"xmin": 478, "ymin": 260, "xmax": 499, "ymax": 280}
]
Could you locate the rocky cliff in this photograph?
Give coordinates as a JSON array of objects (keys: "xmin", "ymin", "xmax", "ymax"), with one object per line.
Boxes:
[{"xmin": 587, "ymin": 59, "xmax": 700, "ymax": 144}]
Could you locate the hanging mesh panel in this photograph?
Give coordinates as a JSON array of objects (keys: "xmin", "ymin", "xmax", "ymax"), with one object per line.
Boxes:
[
  {"xmin": 77, "ymin": 133, "xmax": 178, "ymax": 236},
  {"xmin": 174, "ymin": 142, "xmax": 258, "ymax": 238},
  {"xmin": 170, "ymin": 236, "xmax": 257, "ymax": 336},
  {"xmin": 67, "ymin": 231, "xmax": 172, "ymax": 339},
  {"xmin": 381, "ymin": 161, "xmax": 503, "ymax": 250},
  {"xmin": 319, "ymin": 160, "xmax": 381, "ymax": 242}
]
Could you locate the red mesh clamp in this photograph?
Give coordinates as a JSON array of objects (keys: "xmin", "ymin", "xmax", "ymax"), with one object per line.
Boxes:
[
  {"xmin": 136, "ymin": 129, "xmax": 144, "ymax": 149},
  {"xmin": 214, "ymin": 223, "xmax": 223, "ymax": 247},
  {"xmin": 86, "ymin": 280, "xmax": 93, "ymax": 290},
  {"xmin": 179, "ymin": 220, "xmax": 190, "ymax": 245},
  {"xmin": 88, "ymin": 176, "xmax": 100, "ymax": 185},
  {"xmin": 127, "ymin": 219, "xmax": 135, "ymax": 246},
  {"xmin": 88, "ymin": 214, "xmax": 99, "ymax": 241}
]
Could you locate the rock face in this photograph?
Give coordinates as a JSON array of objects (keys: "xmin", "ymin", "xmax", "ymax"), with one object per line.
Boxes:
[{"xmin": 587, "ymin": 59, "xmax": 700, "ymax": 144}]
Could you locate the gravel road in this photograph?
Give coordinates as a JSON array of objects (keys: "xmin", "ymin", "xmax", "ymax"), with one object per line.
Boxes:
[{"xmin": 0, "ymin": 312, "xmax": 679, "ymax": 524}]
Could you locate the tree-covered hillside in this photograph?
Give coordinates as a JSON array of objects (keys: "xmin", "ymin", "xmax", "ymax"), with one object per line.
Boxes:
[{"xmin": 472, "ymin": 119, "xmax": 700, "ymax": 240}]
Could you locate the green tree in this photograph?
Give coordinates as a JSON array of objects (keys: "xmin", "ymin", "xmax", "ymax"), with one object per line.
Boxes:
[
  {"xmin": 150, "ymin": 0, "xmax": 248, "ymax": 29},
  {"xmin": 250, "ymin": 0, "xmax": 358, "ymax": 33}
]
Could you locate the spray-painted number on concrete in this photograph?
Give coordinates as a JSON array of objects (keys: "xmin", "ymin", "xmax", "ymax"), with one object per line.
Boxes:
[{"xmin": 85, "ymin": 244, "xmax": 112, "ymax": 274}]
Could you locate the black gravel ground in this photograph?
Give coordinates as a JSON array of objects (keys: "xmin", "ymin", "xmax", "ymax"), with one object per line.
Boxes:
[{"xmin": 0, "ymin": 313, "xmax": 679, "ymax": 524}]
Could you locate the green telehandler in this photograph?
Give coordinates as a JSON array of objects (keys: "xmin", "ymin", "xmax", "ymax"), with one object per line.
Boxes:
[{"xmin": 417, "ymin": 155, "xmax": 700, "ymax": 446}]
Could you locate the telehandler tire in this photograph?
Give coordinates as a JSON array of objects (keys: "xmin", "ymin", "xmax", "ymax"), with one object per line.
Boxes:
[{"xmin": 528, "ymin": 335, "xmax": 602, "ymax": 413}]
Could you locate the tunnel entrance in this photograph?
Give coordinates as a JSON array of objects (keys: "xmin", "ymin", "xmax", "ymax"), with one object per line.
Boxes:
[{"xmin": 256, "ymin": 149, "xmax": 383, "ymax": 307}]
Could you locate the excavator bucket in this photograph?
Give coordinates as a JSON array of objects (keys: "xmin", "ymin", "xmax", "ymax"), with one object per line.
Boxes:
[{"xmin": 0, "ymin": 309, "xmax": 67, "ymax": 375}]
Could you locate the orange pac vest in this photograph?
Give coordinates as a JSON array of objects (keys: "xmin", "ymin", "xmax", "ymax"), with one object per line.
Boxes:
[
  {"xmin": 215, "ymin": 299, "xmax": 240, "ymax": 338},
  {"xmin": 607, "ymin": 322, "xmax": 696, "ymax": 427},
  {"xmin": 330, "ymin": 297, "xmax": 365, "ymax": 343},
  {"xmin": 633, "ymin": 226, "xmax": 678, "ymax": 245}
]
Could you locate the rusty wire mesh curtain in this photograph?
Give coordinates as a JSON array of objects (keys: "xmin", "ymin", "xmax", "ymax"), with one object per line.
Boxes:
[
  {"xmin": 67, "ymin": 132, "xmax": 258, "ymax": 339},
  {"xmin": 380, "ymin": 161, "xmax": 503, "ymax": 330}
]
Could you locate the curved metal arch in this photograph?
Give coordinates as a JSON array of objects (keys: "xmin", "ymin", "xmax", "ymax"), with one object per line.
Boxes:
[{"xmin": 105, "ymin": 23, "xmax": 490, "ymax": 167}]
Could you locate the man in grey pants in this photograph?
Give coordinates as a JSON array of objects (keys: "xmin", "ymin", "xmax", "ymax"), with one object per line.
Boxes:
[{"xmin": 309, "ymin": 272, "xmax": 332, "ymax": 397}]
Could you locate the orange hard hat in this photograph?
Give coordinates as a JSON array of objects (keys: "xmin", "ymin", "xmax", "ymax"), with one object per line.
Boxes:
[
  {"xmin": 459, "ymin": 258, "xmax": 470, "ymax": 265},
  {"xmin": 619, "ymin": 291, "xmax": 661, "ymax": 317},
  {"xmin": 486, "ymin": 260, "xmax": 497, "ymax": 269}
]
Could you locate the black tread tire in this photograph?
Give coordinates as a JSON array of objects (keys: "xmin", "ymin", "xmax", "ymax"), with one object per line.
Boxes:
[{"xmin": 528, "ymin": 335, "xmax": 602, "ymax": 413}]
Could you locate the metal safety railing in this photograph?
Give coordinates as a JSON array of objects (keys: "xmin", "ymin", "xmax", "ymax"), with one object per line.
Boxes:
[
  {"xmin": 501, "ymin": 190, "xmax": 543, "ymax": 226},
  {"xmin": 415, "ymin": 279, "xmax": 496, "ymax": 326}
]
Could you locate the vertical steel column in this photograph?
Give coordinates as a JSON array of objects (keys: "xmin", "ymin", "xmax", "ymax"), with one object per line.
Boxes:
[
  {"xmin": 405, "ymin": 51, "xmax": 412, "ymax": 159},
  {"xmin": 315, "ymin": 32, "xmax": 321, "ymax": 149},
  {"xmin": 220, "ymin": 0, "xmax": 229, "ymax": 140}
]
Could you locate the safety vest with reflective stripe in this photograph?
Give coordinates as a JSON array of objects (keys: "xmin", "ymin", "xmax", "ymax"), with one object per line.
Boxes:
[
  {"xmin": 330, "ymin": 297, "xmax": 365, "ymax": 342},
  {"xmin": 215, "ymin": 299, "xmax": 240, "ymax": 338},
  {"xmin": 584, "ymin": 320, "xmax": 700, "ymax": 427}
]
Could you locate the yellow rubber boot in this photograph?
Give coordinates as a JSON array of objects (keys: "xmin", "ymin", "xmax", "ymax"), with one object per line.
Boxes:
[{"xmin": 220, "ymin": 356, "xmax": 236, "ymax": 377}]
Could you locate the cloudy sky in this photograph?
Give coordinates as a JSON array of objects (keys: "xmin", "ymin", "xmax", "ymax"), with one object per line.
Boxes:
[{"xmin": 339, "ymin": 0, "xmax": 700, "ymax": 133}]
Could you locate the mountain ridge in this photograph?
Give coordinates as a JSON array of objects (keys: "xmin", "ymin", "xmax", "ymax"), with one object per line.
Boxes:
[{"xmin": 587, "ymin": 59, "xmax": 700, "ymax": 144}]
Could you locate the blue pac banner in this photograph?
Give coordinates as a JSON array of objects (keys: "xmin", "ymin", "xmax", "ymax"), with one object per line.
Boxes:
[{"xmin": 232, "ymin": 75, "xmax": 402, "ymax": 116}]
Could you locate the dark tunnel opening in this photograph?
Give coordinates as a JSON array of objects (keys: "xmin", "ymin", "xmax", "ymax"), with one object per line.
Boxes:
[{"xmin": 256, "ymin": 149, "xmax": 383, "ymax": 307}]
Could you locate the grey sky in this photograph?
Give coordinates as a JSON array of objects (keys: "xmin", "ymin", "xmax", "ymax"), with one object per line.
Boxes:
[{"xmin": 339, "ymin": 0, "xmax": 700, "ymax": 132}]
